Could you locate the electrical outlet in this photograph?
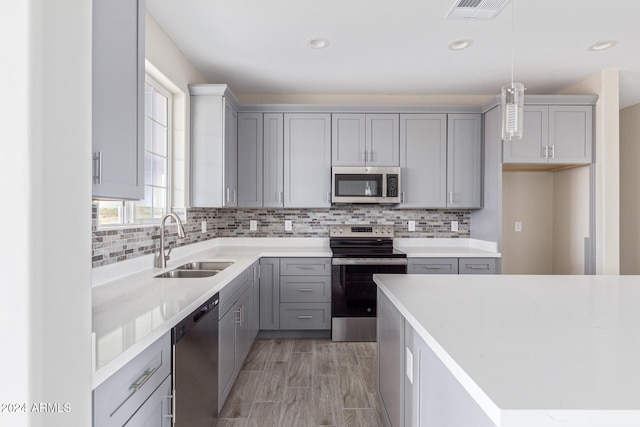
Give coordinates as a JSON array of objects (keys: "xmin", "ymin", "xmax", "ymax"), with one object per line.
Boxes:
[
  {"xmin": 285, "ymin": 220, "xmax": 292, "ymax": 232},
  {"xmin": 515, "ymin": 221, "xmax": 522, "ymax": 232},
  {"xmin": 451, "ymin": 220, "xmax": 459, "ymax": 232},
  {"xmin": 201, "ymin": 220, "xmax": 207, "ymax": 233},
  {"xmin": 408, "ymin": 220, "xmax": 416, "ymax": 232},
  {"xmin": 406, "ymin": 347, "xmax": 413, "ymax": 384},
  {"xmin": 250, "ymin": 220, "xmax": 257, "ymax": 231}
]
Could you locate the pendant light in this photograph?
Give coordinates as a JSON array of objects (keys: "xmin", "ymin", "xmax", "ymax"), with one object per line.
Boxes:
[{"xmin": 501, "ymin": 0, "xmax": 525, "ymax": 141}]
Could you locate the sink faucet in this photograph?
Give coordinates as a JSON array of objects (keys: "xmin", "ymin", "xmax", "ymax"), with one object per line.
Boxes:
[{"xmin": 155, "ymin": 213, "xmax": 187, "ymax": 269}]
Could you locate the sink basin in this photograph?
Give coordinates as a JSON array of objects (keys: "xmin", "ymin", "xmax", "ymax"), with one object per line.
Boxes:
[
  {"xmin": 155, "ymin": 270, "xmax": 218, "ymax": 279},
  {"xmin": 177, "ymin": 261, "xmax": 234, "ymax": 271}
]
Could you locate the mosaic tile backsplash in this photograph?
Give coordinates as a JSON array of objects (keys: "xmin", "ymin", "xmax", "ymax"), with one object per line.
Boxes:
[{"xmin": 92, "ymin": 204, "xmax": 470, "ymax": 268}]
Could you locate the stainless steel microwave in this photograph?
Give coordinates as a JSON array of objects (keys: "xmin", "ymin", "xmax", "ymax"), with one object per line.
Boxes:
[{"xmin": 331, "ymin": 167, "xmax": 401, "ymax": 204}]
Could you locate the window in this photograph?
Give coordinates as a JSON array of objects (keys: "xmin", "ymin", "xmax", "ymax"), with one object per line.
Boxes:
[{"xmin": 97, "ymin": 76, "xmax": 172, "ymax": 226}]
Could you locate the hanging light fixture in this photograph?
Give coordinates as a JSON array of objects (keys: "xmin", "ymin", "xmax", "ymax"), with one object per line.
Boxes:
[{"xmin": 501, "ymin": 0, "xmax": 525, "ymax": 141}]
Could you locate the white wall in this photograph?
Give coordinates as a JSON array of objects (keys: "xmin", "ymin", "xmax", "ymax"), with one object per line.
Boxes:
[
  {"xmin": 620, "ymin": 103, "xmax": 640, "ymax": 274},
  {"xmin": 0, "ymin": 1, "xmax": 92, "ymax": 425},
  {"xmin": 145, "ymin": 11, "xmax": 207, "ymax": 208},
  {"xmin": 560, "ymin": 70, "xmax": 620, "ymax": 275},
  {"xmin": 502, "ymin": 172, "xmax": 554, "ymax": 274}
]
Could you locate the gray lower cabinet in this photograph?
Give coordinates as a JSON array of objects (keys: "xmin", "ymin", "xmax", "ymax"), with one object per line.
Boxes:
[
  {"xmin": 259, "ymin": 258, "xmax": 331, "ymax": 331},
  {"xmin": 92, "ymin": 0, "xmax": 144, "ymax": 200},
  {"xmin": 284, "ymin": 113, "xmax": 332, "ymax": 207},
  {"xmin": 237, "ymin": 113, "xmax": 263, "ymax": 207},
  {"xmin": 503, "ymin": 105, "xmax": 593, "ymax": 164},
  {"xmin": 404, "ymin": 322, "xmax": 495, "ymax": 427},
  {"xmin": 447, "ymin": 114, "xmax": 482, "ymax": 208},
  {"xmin": 378, "ymin": 289, "xmax": 405, "ymax": 427},
  {"xmin": 190, "ymin": 85, "xmax": 239, "ymax": 207},
  {"xmin": 399, "ymin": 114, "xmax": 447, "ymax": 207},
  {"xmin": 408, "ymin": 258, "xmax": 496, "ymax": 275},
  {"xmin": 93, "ymin": 333, "xmax": 172, "ymax": 427}
]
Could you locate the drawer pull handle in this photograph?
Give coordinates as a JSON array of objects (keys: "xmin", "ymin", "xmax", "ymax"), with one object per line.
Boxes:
[
  {"xmin": 129, "ymin": 365, "xmax": 160, "ymax": 392},
  {"xmin": 298, "ymin": 315, "xmax": 313, "ymax": 319},
  {"xmin": 297, "ymin": 288, "xmax": 313, "ymax": 292},
  {"xmin": 467, "ymin": 265, "xmax": 488, "ymax": 270},
  {"xmin": 425, "ymin": 266, "xmax": 445, "ymax": 269}
]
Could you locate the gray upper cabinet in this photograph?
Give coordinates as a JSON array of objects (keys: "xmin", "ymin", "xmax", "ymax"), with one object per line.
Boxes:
[
  {"xmin": 263, "ymin": 113, "xmax": 285, "ymax": 208},
  {"xmin": 399, "ymin": 114, "xmax": 447, "ymax": 208},
  {"xmin": 503, "ymin": 105, "xmax": 593, "ymax": 164},
  {"xmin": 284, "ymin": 113, "xmax": 332, "ymax": 208},
  {"xmin": 92, "ymin": 0, "xmax": 144, "ymax": 200},
  {"xmin": 190, "ymin": 85, "xmax": 239, "ymax": 207},
  {"xmin": 237, "ymin": 112, "xmax": 263, "ymax": 207},
  {"xmin": 447, "ymin": 114, "xmax": 482, "ymax": 208},
  {"xmin": 332, "ymin": 114, "xmax": 400, "ymax": 166}
]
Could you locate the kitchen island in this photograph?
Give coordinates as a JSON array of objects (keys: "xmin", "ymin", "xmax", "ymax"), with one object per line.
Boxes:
[{"xmin": 374, "ymin": 274, "xmax": 640, "ymax": 427}]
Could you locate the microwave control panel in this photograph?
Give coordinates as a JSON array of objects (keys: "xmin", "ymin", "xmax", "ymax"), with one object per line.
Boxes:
[{"xmin": 386, "ymin": 174, "xmax": 399, "ymax": 197}]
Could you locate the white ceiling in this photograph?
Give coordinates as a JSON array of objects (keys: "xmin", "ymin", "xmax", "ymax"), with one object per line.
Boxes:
[{"xmin": 146, "ymin": 0, "xmax": 640, "ymax": 108}]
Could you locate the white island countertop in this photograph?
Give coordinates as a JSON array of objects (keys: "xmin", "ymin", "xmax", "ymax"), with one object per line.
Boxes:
[{"xmin": 374, "ymin": 274, "xmax": 640, "ymax": 427}]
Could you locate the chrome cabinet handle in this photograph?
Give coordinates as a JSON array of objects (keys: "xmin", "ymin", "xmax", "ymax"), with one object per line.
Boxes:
[
  {"xmin": 93, "ymin": 151, "xmax": 102, "ymax": 184},
  {"xmin": 129, "ymin": 365, "xmax": 160, "ymax": 392},
  {"xmin": 467, "ymin": 265, "xmax": 489, "ymax": 270},
  {"xmin": 368, "ymin": 150, "xmax": 373, "ymax": 162},
  {"xmin": 550, "ymin": 145, "xmax": 555, "ymax": 158},
  {"xmin": 298, "ymin": 315, "xmax": 313, "ymax": 319},
  {"xmin": 361, "ymin": 151, "xmax": 366, "ymax": 162},
  {"xmin": 543, "ymin": 146, "xmax": 549, "ymax": 159},
  {"xmin": 233, "ymin": 189, "xmax": 237, "ymax": 204},
  {"xmin": 449, "ymin": 192, "xmax": 453, "ymax": 204},
  {"xmin": 425, "ymin": 266, "xmax": 445, "ymax": 269},
  {"xmin": 226, "ymin": 188, "xmax": 230, "ymax": 203},
  {"xmin": 278, "ymin": 191, "xmax": 283, "ymax": 204},
  {"xmin": 401, "ymin": 192, "xmax": 405, "ymax": 203},
  {"xmin": 297, "ymin": 288, "xmax": 313, "ymax": 292},
  {"xmin": 166, "ymin": 394, "xmax": 174, "ymax": 420}
]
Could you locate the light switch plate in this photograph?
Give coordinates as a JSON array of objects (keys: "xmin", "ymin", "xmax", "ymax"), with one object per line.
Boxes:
[
  {"xmin": 408, "ymin": 220, "xmax": 416, "ymax": 232},
  {"xmin": 406, "ymin": 347, "xmax": 413, "ymax": 384},
  {"xmin": 451, "ymin": 220, "xmax": 459, "ymax": 232},
  {"xmin": 250, "ymin": 220, "xmax": 257, "ymax": 231},
  {"xmin": 201, "ymin": 220, "xmax": 207, "ymax": 233},
  {"xmin": 285, "ymin": 220, "xmax": 292, "ymax": 231}
]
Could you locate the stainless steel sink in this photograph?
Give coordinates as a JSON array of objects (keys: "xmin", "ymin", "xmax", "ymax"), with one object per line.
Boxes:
[
  {"xmin": 154, "ymin": 261, "xmax": 234, "ymax": 279},
  {"xmin": 176, "ymin": 261, "xmax": 234, "ymax": 271},
  {"xmin": 155, "ymin": 270, "xmax": 218, "ymax": 279}
]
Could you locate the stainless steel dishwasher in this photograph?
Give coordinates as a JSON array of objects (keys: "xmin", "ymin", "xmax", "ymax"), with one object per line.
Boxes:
[{"xmin": 172, "ymin": 292, "xmax": 219, "ymax": 427}]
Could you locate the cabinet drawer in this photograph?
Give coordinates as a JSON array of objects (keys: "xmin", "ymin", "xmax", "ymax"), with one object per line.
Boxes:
[
  {"xmin": 93, "ymin": 332, "xmax": 171, "ymax": 427},
  {"xmin": 219, "ymin": 267, "xmax": 252, "ymax": 318},
  {"xmin": 408, "ymin": 258, "xmax": 458, "ymax": 274},
  {"xmin": 280, "ymin": 258, "xmax": 331, "ymax": 276},
  {"xmin": 458, "ymin": 258, "xmax": 496, "ymax": 275},
  {"xmin": 280, "ymin": 276, "xmax": 331, "ymax": 303},
  {"xmin": 279, "ymin": 303, "xmax": 331, "ymax": 330}
]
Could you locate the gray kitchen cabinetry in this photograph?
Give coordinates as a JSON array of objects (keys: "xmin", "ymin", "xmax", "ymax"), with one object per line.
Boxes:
[
  {"xmin": 447, "ymin": 114, "xmax": 482, "ymax": 208},
  {"xmin": 284, "ymin": 113, "xmax": 332, "ymax": 208},
  {"xmin": 190, "ymin": 84, "xmax": 239, "ymax": 207},
  {"xmin": 408, "ymin": 257, "xmax": 497, "ymax": 275},
  {"xmin": 218, "ymin": 266, "xmax": 256, "ymax": 412},
  {"xmin": 93, "ymin": 333, "xmax": 172, "ymax": 427},
  {"xmin": 237, "ymin": 113, "xmax": 263, "ymax": 207},
  {"xmin": 378, "ymin": 288, "xmax": 405, "ymax": 427},
  {"xmin": 399, "ymin": 114, "xmax": 448, "ymax": 207},
  {"xmin": 503, "ymin": 105, "xmax": 593, "ymax": 164},
  {"xmin": 332, "ymin": 114, "xmax": 400, "ymax": 166},
  {"xmin": 259, "ymin": 258, "xmax": 332, "ymax": 331},
  {"xmin": 263, "ymin": 113, "xmax": 285, "ymax": 208},
  {"xmin": 92, "ymin": 0, "xmax": 144, "ymax": 200}
]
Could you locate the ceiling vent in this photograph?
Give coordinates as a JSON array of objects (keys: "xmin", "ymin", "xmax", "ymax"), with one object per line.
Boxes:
[{"xmin": 445, "ymin": 0, "xmax": 511, "ymax": 20}]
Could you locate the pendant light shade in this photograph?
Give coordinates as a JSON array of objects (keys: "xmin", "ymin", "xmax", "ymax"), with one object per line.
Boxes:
[{"xmin": 501, "ymin": 82, "xmax": 525, "ymax": 141}]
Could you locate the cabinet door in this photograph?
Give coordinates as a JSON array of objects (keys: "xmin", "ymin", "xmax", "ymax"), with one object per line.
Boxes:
[
  {"xmin": 399, "ymin": 114, "xmax": 447, "ymax": 207},
  {"xmin": 378, "ymin": 289, "xmax": 404, "ymax": 427},
  {"xmin": 251, "ymin": 262, "xmax": 260, "ymax": 340},
  {"xmin": 218, "ymin": 307, "xmax": 236, "ymax": 408},
  {"xmin": 259, "ymin": 258, "xmax": 280, "ymax": 330},
  {"xmin": 235, "ymin": 287, "xmax": 252, "ymax": 367},
  {"xmin": 366, "ymin": 114, "xmax": 400, "ymax": 166},
  {"xmin": 447, "ymin": 114, "xmax": 482, "ymax": 208},
  {"xmin": 123, "ymin": 375, "xmax": 172, "ymax": 427},
  {"xmin": 224, "ymin": 100, "xmax": 238, "ymax": 207},
  {"xmin": 284, "ymin": 113, "xmax": 332, "ymax": 207},
  {"xmin": 332, "ymin": 114, "xmax": 366, "ymax": 166},
  {"xmin": 263, "ymin": 113, "xmax": 284, "ymax": 207},
  {"xmin": 548, "ymin": 106, "xmax": 592, "ymax": 164},
  {"xmin": 503, "ymin": 106, "xmax": 548, "ymax": 164},
  {"xmin": 237, "ymin": 112, "xmax": 263, "ymax": 207},
  {"xmin": 92, "ymin": 0, "xmax": 144, "ymax": 200}
]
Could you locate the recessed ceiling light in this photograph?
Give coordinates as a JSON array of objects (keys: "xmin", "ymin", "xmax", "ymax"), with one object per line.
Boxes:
[
  {"xmin": 449, "ymin": 39, "xmax": 473, "ymax": 51},
  {"xmin": 306, "ymin": 37, "xmax": 329, "ymax": 50},
  {"xmin": 589, "ymin": 40, "xmax": 617, "ymax": 51}
]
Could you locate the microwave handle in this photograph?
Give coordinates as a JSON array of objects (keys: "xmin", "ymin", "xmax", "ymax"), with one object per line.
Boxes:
[{"xmin": 327, "ymin": 192, "xmax": 331, "ymax": 203}]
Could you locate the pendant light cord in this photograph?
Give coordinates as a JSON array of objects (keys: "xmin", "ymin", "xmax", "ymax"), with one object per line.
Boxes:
[{"xmin": 511, "ymin": 0, "xmax": 515, "ymax": 85}]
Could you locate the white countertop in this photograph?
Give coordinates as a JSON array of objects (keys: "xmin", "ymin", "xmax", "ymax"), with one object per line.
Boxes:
[
  {"xmin": 374, "ymin": 274, "xmax": 640, "ymax": 427},
  {"xmin": 394, "ymin": 237, "xmax": 501, "ymax": 258}
]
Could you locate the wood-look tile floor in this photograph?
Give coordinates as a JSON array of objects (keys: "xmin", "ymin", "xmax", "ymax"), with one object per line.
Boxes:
[{"xmin": 214, "ymin": 338, "xmax": 390, "ymax": 427}]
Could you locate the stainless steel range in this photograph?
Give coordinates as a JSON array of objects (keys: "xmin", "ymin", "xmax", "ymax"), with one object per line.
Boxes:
[{"xmin": 330, "ymin": 224, "xmax": 407, "ymax": 342}]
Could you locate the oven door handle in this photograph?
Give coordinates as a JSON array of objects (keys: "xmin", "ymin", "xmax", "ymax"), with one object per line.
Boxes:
[{"xmin": 331, "ymin": 258, "xmax": 408, "ymax": 266}]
